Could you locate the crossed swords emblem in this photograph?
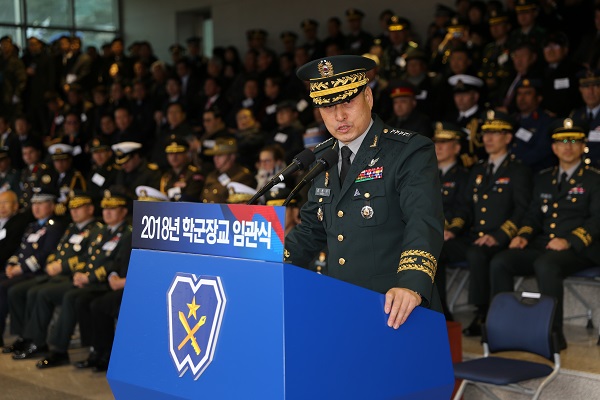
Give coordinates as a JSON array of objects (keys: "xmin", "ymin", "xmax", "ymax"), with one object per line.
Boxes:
[{"xmin": 178, "ymin": 311, "xmax": 207, "ymax": 355}]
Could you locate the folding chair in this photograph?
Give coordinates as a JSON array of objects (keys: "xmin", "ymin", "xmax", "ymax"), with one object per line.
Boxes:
[
  {"xmin": 563, "ymin": 266, "xmax": 600, "ymax": 344},
  {"xmin": 453, "ymin": 292, "xmax": 560, "ymax": 400}
]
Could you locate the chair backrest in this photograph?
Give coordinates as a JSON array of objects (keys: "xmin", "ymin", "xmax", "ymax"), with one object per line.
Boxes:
[{"xmin": 485, "ymin": 292, "xmax": 556, "ymax": 360}]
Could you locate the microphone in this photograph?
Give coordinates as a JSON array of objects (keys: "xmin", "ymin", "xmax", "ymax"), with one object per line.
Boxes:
[
  {"xmin": 282, "ymin": 149, "xmax": 338, "ymax": 206},
  {"xmin": 247, "ymin": 148, "xmax": 316, "ymax": 205}
]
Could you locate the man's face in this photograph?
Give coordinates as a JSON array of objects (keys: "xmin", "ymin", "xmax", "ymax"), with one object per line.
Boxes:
[
  {"xmin": 213, "ymin": 154, "xmax": 235, "ymax": 173},
  {"xmin": 70, "ymin": 204, "xmax": 94, "ymax": 223},
  {"xmin": 53, "ymin": 157, "xmax": 72, "ymax": 173},
  {"xmin": 552, "ymin": 140, "xmax": 585, "ymax": 164},
  {"xmin": 490, "ymin": 22, "xmax": 510, "ymax": 40},
  {"xmin": 236, "ymin": 110, "xmax": 255, "ymax": 130},
  {"xmin": 511, "ymin": 47, "xmax": 536, "ymax": 75},
  {"xmin": 453, "ymin": 91, "xmax": 478, "ymax": 112},
  {"xmin": 0, "ymin": 157, "xmax": 10, "ymax": 173},
  {"xmin": 167, "ymin": 152, "xmax": 188, "ymax": 169},
  {"xmin": 392, "ymin": 96, "xmax": 416, "ymax": 118},
  {"xmin": 204, "ymin": 79, "xmax": 218, "ymax": 97},
  {"xmin": 64, "ymin": 115, "xmax": 80, "ymax": 135},
  {"xmin": 14, "ymin": 118, "xmax": 28, "ymax": 135},
  {"xmin": 406, "ymin": 59, "xmax": 426, "ymax": 78},
  {"xmin": 0, "ymin": 192, "xmax": 18, "ymax": 218},
  {"xmin": 167, "ymin": 105, "xmax": 185, "ymax": 127},
  {"xmin": 579, "ymin": 84, "xmax": 600, "ymax": 108},
  {"xmin": 203, "ymin": 112, "xmax": 221, "ymax": 134},
  {"xmin": 32, "ymin": 201, "xmax": 55, "ymax": 219},
  {"xmin": 22, "ymin": 146, "xmax": 40, "ymax": 166},
  {"xmin": 121, "ymin": 154, "xmax": 140, "ymax": 173},
  {"xmin": 92, "ymin": 149, "xmax": 112, "ymax": 167},
  {"xmin": 258, "ymin": 150, "xmax": 277, "ymax": 172},
  {"xmin": 483, "ymin": 131, "xmax": 512, "ymax": 155},
  {"xmin": 435, "ymin": 140, "xmax": 460, "ymax": 164},
  {"xmin": 543, "ymin": 43, "xmax": 567, "ymax": 64},
  {"xmin": 318, "ymin": 87, "xmax": 374, "ymax": 145},
  {"xmin": 103, "ymin": 207, "xmax": 127, "ymax": 226},
  {"xmin": 449, "ymin": 52, "xmax": 471, "ymax": 74},
  {"xmin": 100, "ymin": 116, "xmax": 115, "ymax": 134},
  {"xmin": 516, "ymin": 9, "xmax": 536, "ymax": 28},
  {"xmin": 114, "ymin": 109, "xmax": 131, "ymax": 131},
  {"xmin": 276, "ymin": 108, "xmax": 296, "ymax": 128},
  {"xmin": 516, "ymin": 87, "xmax": 540, "ymax": 113}
]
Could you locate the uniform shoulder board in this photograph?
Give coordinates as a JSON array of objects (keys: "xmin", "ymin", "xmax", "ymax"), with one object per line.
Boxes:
[
  {"xmin": 587, "ymin": 166, "xmax": 600, "ymax": 174},
  {"xmin": 40, "ymin": 163, "xmax": 48, "ymax": 170},
  {"xmin": 382, "ymin": 128, "xmax": 417, "ymax": 143},
  {"xmin": 147, "ymin": 163, "xmax": 159, "ymax": 171},
  {"xmin": 107, "ymin": 165, "xmax": 113, "ymax": 171},
  {"xmin": 187, "ymin": 165, "xmax": 199, "ymax": 172},
  {"xmin": 538, "ymin": 167, "xmax": 555, "ymax": 175},
  {"xmin": 313, "ymin": 137, "xmax": 334, "ymax": 150}
]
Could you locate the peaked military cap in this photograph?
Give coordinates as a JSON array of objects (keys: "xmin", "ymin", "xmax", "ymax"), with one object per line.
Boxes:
[
  {"xmin": 101, "ymin": 186, "xmax": 131, "ymax": 209},
  {"xmin": 488, "ymin": 10, "xmax": 509, "ymax": 25},
  {"xmin": 550, "ymin": 118, "xmax": 587, "ymax": 141},
  {"xmin": 31, "ymin": 187, "xmax": 57, "ymax": 203},
  {"xmin": 89, "ymin": 136, "xmax": 112, "ymax": 153},
  {"xmin": 432, "ymin": 122, "xmax": 466, "ymax": 142},
  {"xmin": 226, "ymin": 182, "xmax": 256, "ymax": 204},
  {"xmin": 448, "ymin": 74, "xmax": 484, "ymax": 93},
  {"xmin": 165, "ymin": 135, "xmax": 189, "ymax": 154},
  {"xmin": 111, "ymin": 141, "xmax": 142, "ymax": 165},
  {"xmin": 297, "ymin": 55, "xmax": 376, "ymax": 107},
  {"xmin": 136, "ymin": 185, "xmax": 169, "ymax": 202},
  {"xmin": 404, "ymin": 48, "xmax": 428, "ymax": 62},
  {"xmin": 389, "ymin": 81, "xmax": 416, "ymax": 98},
  {"xmin": 481, "ymin": 109, "xmax": 514, "ymax": 133},
  {"xmin": 387, "ymin": 16, "xmax": 409, "ymax": 31},
  {"xmin": 300, "ymin": 19, "xmax": 318, "ymax": 30},
  {"xmin": 48, "ymin": 143, "xmax": 74, "ymax": 160},
  {"xmin": 21, "ymin": 138, "xmax": 43, "ymax": 151},
  {"xmin": 515, "ymin": 0, "xmax": 538, "ymax": 12},
  {"xmin": 516, "ymin": 77, "xmax": 543, "ymax": 92},
  {"xmin": 346, "ymin": 8, "xmax": 365, "ymax": 19},
  {"xmin": 68, "ymin": 189, "xmax": 93, "ymax": 209},
  {"xmin": 447, "ymin": 16, "xmax": 469, "ymax": 33},
  {"xmin": 578, "ymin": 69, "xmax": 600, "ymax": 87}
]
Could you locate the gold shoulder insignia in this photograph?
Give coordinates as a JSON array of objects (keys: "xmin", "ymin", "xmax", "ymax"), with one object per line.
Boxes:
[
  {"xmin": 188, "ymin": 165, "xmax": 199, "ymax": 172},
  {"xmin": 41, "ymin": 164, "xmax": 48, "ymax": 170},
  {"xmin": 147, "ymin": 163, "xmax": 159, "ymax": 171},
  {"xmin": 314, "ymin": 137, "xmax": 334, "ymax": 150}
]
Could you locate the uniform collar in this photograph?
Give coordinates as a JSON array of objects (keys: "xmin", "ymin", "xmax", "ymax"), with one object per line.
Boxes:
[{"xmin": 558, "ymin": 161, "xmax": 581, "ymax": 181}]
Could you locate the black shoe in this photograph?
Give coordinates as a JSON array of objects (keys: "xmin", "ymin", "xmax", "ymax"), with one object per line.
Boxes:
[
  {"xmin": 462, "ymin": 316, "xmax": 484, "ymax": 337},
  {"xmin": 93, "ymin": 358, "xmax": 109, "ymax": 373},
  {"xmin": 2, "ymin": 338, "xmax": 27, "ymax": 354},
  {"xmin": 74, "ymin": 351, "xmax": 99, "ymax": 369},
  {"xmin": 12, "ymin": 343, "xmax": 48, "ymax": 360},
  {"xmin": 36, "ymin": 352, "xmax": 70, "ymax": 369}
]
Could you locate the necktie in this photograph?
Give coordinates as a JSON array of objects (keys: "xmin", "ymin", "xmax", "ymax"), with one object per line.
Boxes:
[
  {"xmin": 486, "ymin": 163, "xmax": 494, "ymax": 180},
  {"xmin": 558, "ymin": 172, "xmax": 568, "ymax": 192},
  {"xmin": 339, "ymin": 146, "xmax": 353, "ymax": 184},
  {"xmin": 588, "ymin": 111, "xmax": 594, "ymax": 122}
]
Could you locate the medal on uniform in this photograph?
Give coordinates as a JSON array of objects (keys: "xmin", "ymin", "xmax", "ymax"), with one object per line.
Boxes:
[
  {"xmin": 74, "ymin": 244, "xmax": 81, "ymax": 252},
  {"xmin": 473, "ymin": 194, "xmax": 478, "ymax": 203},
  {"xmin": 541, "ymin": 205, "xmax": 548, "ymax": 213},
  {"xmin": 475, "ymin": 174, "xmax": 483, "ymax": 185},
  {"xmin": 325, "ymin": 172, "xmax": 329, "ymax": 187},
  {"xmin": 317, "ymin": 207, "xmax": 323, "ymax": 221},
  {"xmin": 361, "ymin": 205, "xmax": 374, "ymax": 219}
]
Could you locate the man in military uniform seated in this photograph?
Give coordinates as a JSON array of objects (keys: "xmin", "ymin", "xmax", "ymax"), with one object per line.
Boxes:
[
  {"xmin": 160, "ymin": 136, "xmax": 204, "ymax": 201},
  {"xmin": 19, "ymin": 139, "xmax": 46, "ymax": 211},
  {"xmin": 285, "ymin": 55, "xmax": 445, "ymax": 329},
  {"xmin": 490, "ymin": 119, "xmax": 600, "ymax": 350},
  {"xmin": 86, "ymin": 136, "xmax": 118, "ymax": 214},
  {"xmin": 0, "ymin": 147, "xmax": 20, "ymax": 196},
  {"xmin": 6, "ymin": 190, "xmax": 101, "ymax": 355},
  {"xmin": 570, "ymin": 69, "xmax": 600, "ymax": 167},
  {"xmin": 478, "ymin": 10, "xmax": 512, "ymax": 107},
  {"xmin": 113, "ymin": 141, "xmax": 161, "ymax": 199},
  {"xmin": 201, "ymin": 138, "xmax": 256, "ymax": 204},
  {"xmin": 386, "ymin": 81, "xmax": 433, "ymax": 138},
  {"xmin": 14, "ymin": 188, "xmax": 132, "ymax": 367},
  {"xmin": 442, "ymin": 111, "xmax": 532, "ymax": 336},
  {"xmin": 433, "ymin": 122, "xmax": 470, "ymax": 320},
  {"xmin": 43, "ymin": 143, "xmax": 87, "ymax": 217},
  {"xmin": 266, "ymin": 100, "xmax": 305, "ymax": 165},
  {"xmin": 0, "ymin": 189, "xmax": 64, "ymax": 352}
]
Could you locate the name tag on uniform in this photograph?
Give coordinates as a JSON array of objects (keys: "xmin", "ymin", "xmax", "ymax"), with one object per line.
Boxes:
[
  {"xmin": 0, "ymin": 229, "xmax": 6, "ymax": 240},
  {"xmin": 218, "ymin": 173, "xmax": 231, "ymax": 186},
  {"xmin": 274, "ymin": 133, "xmax": 288, "ymax": 143},
  {"xmin": 69, "ymin": 234, "xmax": 84, "ymax": 244},
  {"xmin": 73, "ymin": 145, "xmax": 83, "ymax": 156},
  {"xmin": 515, "ymin": 127, "xmax": 533, "ymax": 143},
  {"xmin": 91, "ymin": 173, "xmax": 105, "ymax": 187},
  {"xmin": 296, "ymin": 99, "xmax": 308, "ymax": 112},
  {"xmin": 315, "ymin": 188, "xmax": 331, "ymax": 196},
  {"xmin": 498, "ymin": 53, "xmax": 509, "ymax": 65},
  {"xmin": 242, "ymin": 98, "xmax": 254, "ymax": 108},
  {"xmin": 266, "ymin": 104, "xmax": 277, "ymax": 115},
  {"xmin": 102, "ymin": 241, "xmax": 117, "ymax": 251},
  {"xmin": 554, "ymin": 78, "xmax": 570, "ymax": 90},
  {"xmin": 589, "ymin": 130, "xmax": 600, "ymax": 142},
  {"xmin": 415, "ymin": 90, "xmax": 428, "ymax": 100},
  {"xmin": 203, "ymin": 139, "xmax": 216, "ymax": 149},
  {"xmin": 27, "ymin": 232, "xmax": 40, "ymax": 242}
]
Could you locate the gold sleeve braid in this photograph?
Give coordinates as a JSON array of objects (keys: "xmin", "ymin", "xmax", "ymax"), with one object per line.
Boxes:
[
  {"xmin": 572, "ymin": 227, "xmax": 592, "ymax": 247},
  {"xmin": 517, "ymin": 226, "xmax": 533, "ymax": 236},
  {"xmin": 500, "ymin": 220, "xmax": 518, "ymax": 239},
  {"xmin": 446, "ymin": 217, "xmax": 465, "ymax": 230},
  {"xmin": 94, "ymin": 266, "xmax": 107, "ymax": 282},
  {"xmin": 397, "ymin": 250, "xmax": 437, "ymax": 283}
]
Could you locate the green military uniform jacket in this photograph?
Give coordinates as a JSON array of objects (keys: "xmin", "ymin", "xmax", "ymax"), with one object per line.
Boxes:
[
  {"xmin": 83, "ymin": 222, "xmax": 132, "ymax": 283},
  {"xmin": 46, "ymin": 219, "xmax": 104, "ymax": 276},
  {"xmin": 285, "ymin": 115, "xmax": 444, "ymax": 311},
  {"xmin": 460, "ymin": 156, "xmax": 532, "ymax": 246},
  {"xmin": 517, "ymin": 164, "xmax": 600, "ymax": 264},
  {"xmin": 160, "ymin": 163, "xmax": 205, "ymax": 202},
  {"xmin": 201, "ymin": 164, "xmax": 256, "ymax": 204},
  {"xmin": 115, "ymin": 159, "xmax": 162, "ymax": 199}
]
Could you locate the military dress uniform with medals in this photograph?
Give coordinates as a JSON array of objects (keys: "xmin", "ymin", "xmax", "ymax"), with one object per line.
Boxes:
[
  {"xmin": 20, "ymin": 161, "xmax": 49, "ymax": 210},
  {"xmin": 86, "ymin": 137, "xmax": 119, "ymax": 212},
  {"xmin": 478, "ymin": 11, "xmax": 512, "ymax": 104},
  {"xmin": 285, "ymin": 56, "xmax": 445, "ymax": 311},
  {"xmin": 160, "ymin": 137, "xmax": 205, "ymax": 201},
  {"xmin": 490, "ymin": 119, "xmax": 600, "ymax": 339},
  {"xmin": 43, "ymin": 144, "xmax": 87, "ymax": 217},
  {"xmin": 569, "ymin": 70, "xmax": 600, "ymax": 167},
  {"xmin": 112, "ymin": 141, "xmax": 162, "ymax": 198},
  {"xmin": 0, "ymin": 147, "xmax": 21, "ymax": 196},
  {"xmin": 8, "ymin": 192, "xmax": 102, "ymax": 341}
]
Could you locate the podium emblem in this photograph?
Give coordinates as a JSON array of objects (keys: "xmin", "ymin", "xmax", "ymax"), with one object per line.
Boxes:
[{"xmin": 167, "ymin": 273, "xmax": 227, "ymax": 380}]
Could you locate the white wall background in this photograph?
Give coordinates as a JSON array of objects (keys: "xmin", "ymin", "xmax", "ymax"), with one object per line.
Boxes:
[{"xmin": 122, "ymin": 0, "xmax": 447, "ymax": 61}]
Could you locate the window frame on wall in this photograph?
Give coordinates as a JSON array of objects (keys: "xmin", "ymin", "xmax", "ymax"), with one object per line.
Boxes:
[{"xmin": 0, "ymin": 0, "xmax": 122, "ymax": 51}]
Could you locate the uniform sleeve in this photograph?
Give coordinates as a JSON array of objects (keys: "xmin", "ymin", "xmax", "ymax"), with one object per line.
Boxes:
[
  {"xmin": 395, "ymin": 137, "xmax": 445, "ymax": 305},
  {"xmin": 516, "ymin": 173, "xmax": 546, "ymax": 241},
  {"xmin": 446, "ymin": 169, "xmax": 472, "ymax": 236},
  {"xmin": 568, "ymin": 174, "xmax": 600, "ymax": 252}
]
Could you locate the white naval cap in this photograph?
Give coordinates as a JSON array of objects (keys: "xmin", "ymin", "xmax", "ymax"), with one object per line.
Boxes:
[
  {"xmin": 447, "ymin": 74, "xmax": 484, "ymax": 92},
  {"xmin": 226, "ymin": 182, "xmax": 257, "ymax": 204},
  {"xmin": 48, "ymin": 143, "xmax": 74, "ymax": 159},
  {"xmin": 111, "ymin": 141, "xmax": 143, "ymax": 164},
  {"xmin": 135, "ymin": 185, "xmax": 169, "ymax": 202}
]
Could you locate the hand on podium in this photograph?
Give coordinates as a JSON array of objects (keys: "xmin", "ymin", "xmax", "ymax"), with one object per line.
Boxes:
[{"xmin": 384, "ymin": 288, "xmax": 422, "ymax": 329}]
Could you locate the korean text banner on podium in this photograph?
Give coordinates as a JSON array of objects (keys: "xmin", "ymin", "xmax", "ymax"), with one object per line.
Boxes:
[{"xmin": 132, "ymin": 201, "xmax": 285, "ymax": 262}]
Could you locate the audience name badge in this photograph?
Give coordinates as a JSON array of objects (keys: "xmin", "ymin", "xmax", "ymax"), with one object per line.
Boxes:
[
  {"xmin": 218, "ymin": 173, "xmax": 231, "ymax": 186},
  {"xmin": 91, "ymin": 173, "xmax": 106, "ymax": 187},
  {"xmin": 69, "ymin": 234, "xmax": 84, "ymax": 251},
  {"xmin": 102, "ymin": 240, "xmax": 117, "ymax": 252}
]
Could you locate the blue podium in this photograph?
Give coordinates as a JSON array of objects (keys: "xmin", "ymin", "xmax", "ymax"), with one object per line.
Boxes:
[{"xmin": 108, "ymin": 202, "xmax": 454, "ymax": 399}]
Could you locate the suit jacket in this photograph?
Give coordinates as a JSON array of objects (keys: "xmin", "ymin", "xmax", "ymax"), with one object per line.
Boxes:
[
  {"xmin": 285, "ymin": 115, "xmax": 444, "ymax": 311},
  {"xmin": 0, "ymin": 212, "xmax": 32, "ymax": 267},
  {"xmin": 517, "ymin": 165, "xmax": 600, "ymax": 264}
]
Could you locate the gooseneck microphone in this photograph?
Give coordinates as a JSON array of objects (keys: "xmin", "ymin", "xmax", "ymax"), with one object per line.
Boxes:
[
  {"xmin": 282, "ymin": 149, "xmax": 338, "ymax": 206},
  {"xmin": 247, "ymin": 148, "xmax": 316, "ymax": 205}
]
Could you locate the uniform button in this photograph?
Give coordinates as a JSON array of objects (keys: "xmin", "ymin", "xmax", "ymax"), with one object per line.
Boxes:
[
  {"xmin": 91, "ymin": 256, "xmax": 96, "ymax": 261},
  {"xmin": 319, "ymin": 198, "xmax": 323, "ymax": 203},
  {"xmin": 339, "ymin": 258, "xmax": 345, "ymax": 265},
  {"xmin": 482, "ymin": 194, "xmax": 488, "ymax": 200},
  {"xmin": 497, "ymin": 188, "xmax": 503, "ymax": 193},
  {"xmin": 549, "ymin": 234, "xmax": 555, "ymax": 239},
  {"xmin": 550, "ymin": 223, "xmax": 556, "ymax": 229},
  {"xmin": 88, "ymin": 264, "xmax": 93, "ymax": 268},
  {"xmin": 203, "ymin": 189, "xmax": 208, "ymax": 193},
  {"xmin": 552, "ymin": 213, "xmax": 558, "ymax": 218},
  {"xmin": 473, "ymin": 188, "xmax": 478, "ymax": 193},
  {"xmin": 443, "ymin": 191, "xmax": 449, "ymax": 195},
  {"xmin": 337, "ymin": 210, "xmax": 344, "ymax": 218},
  {"xmin": 64, "ymin": 243, "xmax": 69, "ymax": 248},
  {"xmin": 337, "ymin": 234, "xmax": 344, "ymax": 242},
  {"xmin": 481, "ymin": 207, "xmax": 487, "ymax": 213},
  {"xmin": 480, "ymin": 220, "xmax": 486, "ymax": 225},
  {"xmin": 60, "ymin": 251, "xmax": 65, "ymax": 256},
  {"xmin": 96, "ymin": 249, "xmax": 100, "ymax": 254},
  {"xmin": 203, "ymin": 199, "xmax": 207, "ymax": 203},
  {"xmin": 478, "ymin": 232, "xmax": 484, "ymax": 237},
  {"xmin": 364, "ymin": 193, "xmax": 370, "ymax": 199},
  {"xmin": 572, "ymin": 198, "xmax": 577, "ymax": 203},
  {"xmin": 212, "ymin": 189, "xmax": 218, "ymax": 194},
  {"xmin": 383, "ymin": 129, "xmax": 389, "ymax": 133},
  {"xmin": 553, "ymin": 203, "xmax": 558, "ymax": 208}
]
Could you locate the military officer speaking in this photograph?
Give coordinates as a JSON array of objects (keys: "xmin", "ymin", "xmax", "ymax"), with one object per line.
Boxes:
[
  {"xmin": 490, "ymin": 118, "xmax": 600, "ymax": 350},
  {"xmin": 285, "ymin": 55, "xmax": 445, "ymax": 328}
]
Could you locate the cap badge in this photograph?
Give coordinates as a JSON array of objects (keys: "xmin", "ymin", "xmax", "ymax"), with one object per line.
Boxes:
[
  {"xmin": 104, "ymin": 189, "xmax": 111, "ymax": 198},
  {"xmin": 564, "ymin": 118, "xmax": 573, "ymax": 129},
  {"xmin": 487, "ymin": 110, "xmax": 495, "ymax": 120},
  {"xmin": 318, "ymin": 60, "xmax": 334, "ymax": 78}
]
